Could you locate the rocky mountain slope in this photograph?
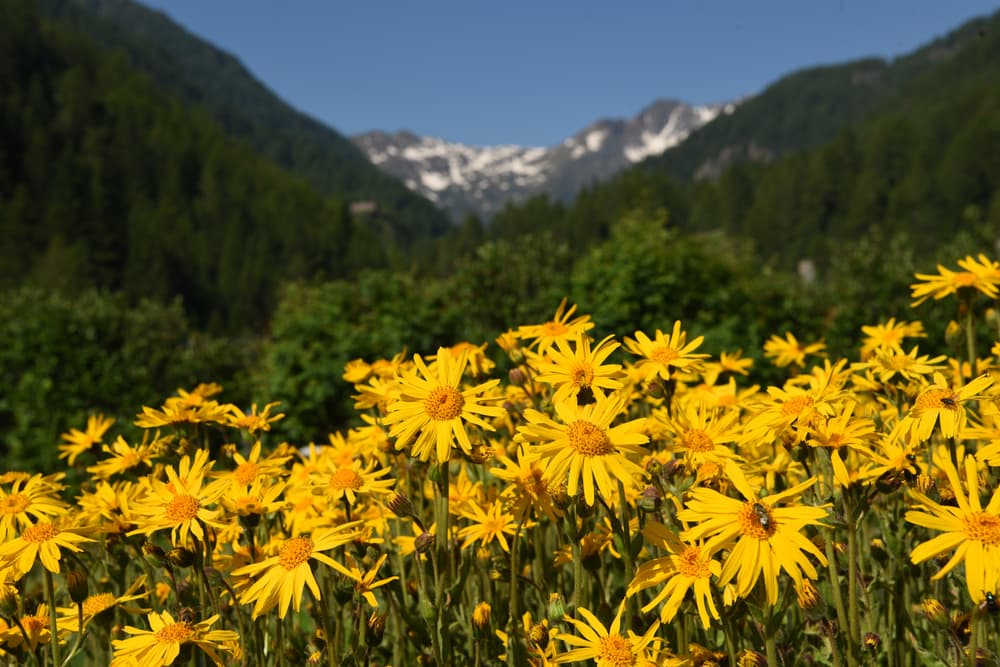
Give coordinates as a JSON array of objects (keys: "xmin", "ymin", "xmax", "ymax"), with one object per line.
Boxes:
[{"xmin": 353, "ymin": 99, "xmax": 735, "ymax": 220}]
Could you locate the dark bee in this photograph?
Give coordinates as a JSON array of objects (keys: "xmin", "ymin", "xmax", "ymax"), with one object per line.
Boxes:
[
  {"xmin": 982, "ymin": 592, "xmax": 999, "ymax": 614},
  {"xmin": 753, "ymin": 502, "xmax": 771, "ymax": 530},
  {"xmin": 940, "ymin": 395, "xmax": 956, "ymax": 407}
]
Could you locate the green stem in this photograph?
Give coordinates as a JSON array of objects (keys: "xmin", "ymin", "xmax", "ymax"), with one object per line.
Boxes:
[
  {"xmin": 507, "ymin": 515, "xmax": 528, "ymax": 667},
  {"xmin": 968, "ymin": 609, "xmax": 979, "ymax": 667},
  {"xmin": 847, "ymin": 506, "xmax": 861, "ymax": 654},
  {"xmin": 825, "ymin": 530, "xmax": 856, "ymax": 667},
  {"xmin": 765, "ymin": 628, "xmax": 779, "ymax": 667},
  {"xmin": 60, "ymin": 603, "xmax": 85, "ymax": 667},
  {"xmin": 435, "ymin": 461, "xmax": 452, "ymax": 663},
  {"xmin": 617, "ymin": 480, "xmax": 636, "ymax": 630},
  {"xmin": 44, "ymin": 569, "xmax": 61, "ymax": 667}
]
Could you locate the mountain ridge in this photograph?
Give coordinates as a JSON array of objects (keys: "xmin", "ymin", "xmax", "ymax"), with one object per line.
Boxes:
[{"xmin": 353, "ymin": 98, "xmax": 735, "ymax": 221}]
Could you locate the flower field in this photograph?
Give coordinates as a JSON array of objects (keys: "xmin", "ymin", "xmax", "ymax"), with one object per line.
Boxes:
[{"xmin": 2, "ymin": 255, "xmax": 1000, "ymax": 666}]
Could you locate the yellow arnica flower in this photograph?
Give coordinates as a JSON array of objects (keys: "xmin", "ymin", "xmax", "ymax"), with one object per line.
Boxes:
[
  {"xmin": 57, "ymin": 575, "xmax": 149, "ymax": 631},
  {"xmin": 331, "ymin": 552, "xmax": 399, "ymax": 608},
  {"xmin": 678, "ymin": 461, "xmax": 828, "ymax": 605},
  {"xmin": 58, "ymin": 414, "xmax": 114, "ymax": 464},
  {"xmin": 627, "ymin": 522, "xmax": 721, "ymax": 629},
  {"xmin": 624, "ymin": 321, "xmax": 709, "ymax": 381},
  {"xmin": 0, "ymin": 474, "xmax": 69, "ymax": 542},
  {"xmin": 319, "ymin": 458, "xmax": 395, "ymax": 506},
  {"xmin": 911, "ymin": 255, "xmax": 1000, "ymax": 306},
  {"xmin": 225, "ymin": 402, "xmax": 285, "ymax": 434},
  {"xmin": 906, "ymin": 454, "xmax": 1000, "ymax": 603},
  {"xmin": 904, "ymin": 372, "xmax": 993, "ymax": 441},
  {"xmin": 86, "ymin": 436, "xmax": 157, "ymax": 481},
  {"xmin": 457, "ymin": 499, "xmax": 520, "ymax": 552},
  {"xmin": 231, "ymin": 524, "xmax": 362, "ymax": 619},
  {"xmin": 556, "ymin": 605, "xmax": 659, "ymax": 666},
  {"xmin": 534, "ymin": 333, "xmax": 624, "ymax": 405},
  {"xmin": 110, "ymin": 611, "xmax": 238, "ymax": 667},
  {"xmin": 383, "ymin": 348, "xmax": 505, "ymax": 464},
  {"xmin": 0, "ymin": 521, "xmax": 93, "ymax": 577},
  {"xmin": 516, "ymin": 393, "xmax": 648, "ymax": 506},
  {"xmin": 762, "ymin": 331, "xmax": 825, "ymax": 368},
  {"xmin": 516, "ymin": 298, "xmax": 594, "ymax": 354},
  {"xmin": 127, "ymin": 449, "xmax": 227, "ymax": 546},
  {"xmin": 859, "ymin": 318, "xmax": 925, "ymax": 358}
]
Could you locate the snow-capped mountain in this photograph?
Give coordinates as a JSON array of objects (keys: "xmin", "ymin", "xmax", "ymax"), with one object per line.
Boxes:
[{"xmin": 352, "ymin": 99, "xmax": 737, "ymax": 221}]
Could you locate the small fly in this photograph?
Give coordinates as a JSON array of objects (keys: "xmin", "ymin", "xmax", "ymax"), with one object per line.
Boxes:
[{"xmin": 753, "ymin": 502, "xmax": 771, "ymax": 531}]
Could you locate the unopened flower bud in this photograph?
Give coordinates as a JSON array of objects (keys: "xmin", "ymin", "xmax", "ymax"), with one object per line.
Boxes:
[
  {"xmin": 366, "ymin": 611, "xmax": 387, "ymax": 646},
  {"xmin": 472, "ymin": 602, "xmax": 491, "ymax": 630},
  {"xmin": 167, "ymin": 547, "xmax": 196, "ymax": 569},
  {"xmin": 508, "ymin": 367, "xmax": 528, "ymax": 387},
  {"xmin": 796, "ymin": 579, "xmax": 820, "ymax": 610},
  {"xmin": 647, "ymin": 381, "xmax": 666, "ymax": 399},
  {"xmin": 737, "ymin": 650, "xmax": 767, "ymax": 667},
  {"xmin": 387, "ymin": 492, "xmax": 414, "ymax": 518},
  {"xmin": 142, "ymin": 542, "xmax": 167, "ymax": 566},
  {"xmin": 66, "ymin": 569, "xmax": 89, "ymax": 604},
  {"xmin": 528, "ymin": 622, "xmax": 549, "ymax": 650},
  {"xmin": 546, "ymin": 593, "xmax": 565, "ymax": 623},
  {"xmin": 414, "ymin": 531, "xmax": 435, "ymax": 555},
  {"xmin": 863, "ymin": 632, "xmax": 882, "ymax": 652},
  {"xmin": 0, "ymin": 584, "xmax": 20, "ymax": 618},
  {"xmin": 921, "ymin": 598, "xmax": 948, "ymax": 626},
  {"xmin": 637, "ymin": 485, "xmax": 662, "ymax": 514}
]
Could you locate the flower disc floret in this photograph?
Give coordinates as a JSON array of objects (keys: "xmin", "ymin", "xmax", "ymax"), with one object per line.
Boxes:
[
  {"xmin": 279, "ymin": 537, "xmax": 314, "ymax": 569},
  {"xmin": 424, "ymin": 387, "xmax": 465, "ymax": 421}
]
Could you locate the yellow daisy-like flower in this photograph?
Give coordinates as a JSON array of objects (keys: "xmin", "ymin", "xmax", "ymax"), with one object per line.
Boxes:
[
  {"xmin": 904, "ymin": 372, "xmax": 993, "ymax": 441},
  {"xmin": 383, "ymin": 348, "xmax": 505, "ymax": 464},
  {"xmin": 0, "ymin": 521, "xmax": 94, "ymax": 576},
  {"xmin": 911, "ymin": 256, "xmax": 1000, "ymax": 306},
  {"xmin": 211, "ymin": 441, "xmax": 290, "ymax": 491},
  {"xmin": 534, "ymin": 333, "xmax": 624, "ymax": 405},
  {"xmin": 58, "ymin": 414, "xmax": 114, "ymax": 464},
  {"xmin": 134, "ymin": 400, "xmax": 231, "ymax": 429},
  {"xmin": 110, "ymin": 611, "xmax": 238, "ymax": 667},
  {"xmin": 906, "ymin": 454, "xmax": 1000, "ymax": 602},
  {"xmin": 490, "ymin": 449, "xmax": 564, "ymax": 523},
  {"xmin": 678, "ymin": 461, "xmax": 828, "ymax": 605},
  {"xmin": 624, "ymin": 321, "xmax": 709, "ymax": 381},
  {"xmin": 859, "ymin": 318, "xmax": 925, "ymax": 358},
  {"xmin": 86, "ymin": 435, "xmax": 157, "ymax": 480},
  {"xmin": 0, "ymin": 604, "xmax": 58, "ymax": 652},
  {"xmin": 656, "ymin": 401, "xmax": 742, "ymax": 467},
  {"xmin": 127, "ymin": 449, "xmax": 227, "ymax": 546},
  {"xmin": 319, "ymin": 458, "xmax": 395, "ymax": 507},
  {"xmin": 556, "ymin": 605, "xmax": 660, "ymax": 666},
  {"xmin": 0, "ymin": 474, "xmax": 69, "ymax": 542},
  {"xmin": 627, "ymin": 521, "xmax": 721, "ymax": 629},
  {"xmin": 853, "ymin": 345, "xmax": 947, "ymax": 385},
  {"xmin": 432, "ymin": 341, "xmax": 496, "ymax": 377},
  {"xmin": 75, "ymin": 480, "xmax": 143, "ymax": 535},
  {"xmin": 517, "ymin": 298, "xmax": 594, "ymax": 354},
  {"xmin": 763, "ymin": 331, "xmax": 826, "ymax": 368},
  {"xmin": 457, "ymin": 499, "xmax": 520, "ymax": 552},
  {"xmin": 225, "ymin": 402, "xmax": 285, "ymax": 434},
  {"xmin": 331, "ymin": 552, "xmax": 399, "ymax": 608},
  {"xmin": 231, "ymin": 524, "xmax": 362, "ymax": 619},
  {"xmin": 57, "ymin": 575, "xmax": 149, "ymax": 631},
  {"xmin": 516, "ymin": 393, "xmax": 648, "ymax": 506}
]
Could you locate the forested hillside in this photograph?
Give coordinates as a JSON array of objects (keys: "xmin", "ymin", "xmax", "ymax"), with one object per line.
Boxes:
[
  {"xmin": 449, "ymin": 9, "xmax": 1000, "ymax": 271},
  {"xmin": 36, "ymin": 0, "xmax": 452, "ymax": 238},
  {"xmin": 0, "ymin": 0, "xmax": 418, "ymax": 330}
]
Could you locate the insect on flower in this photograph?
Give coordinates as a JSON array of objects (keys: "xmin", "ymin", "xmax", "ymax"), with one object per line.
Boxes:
[{"xmin": 753, "ymin": 502, "xmax": 771, "ymax": 531}]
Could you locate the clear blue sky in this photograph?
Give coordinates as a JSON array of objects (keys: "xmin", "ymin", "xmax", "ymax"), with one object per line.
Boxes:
[{"xmin": 140, "ymin": 1, "xmax": 999, "ymax": 147}]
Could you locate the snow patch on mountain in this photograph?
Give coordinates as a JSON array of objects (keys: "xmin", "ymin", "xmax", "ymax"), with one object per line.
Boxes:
[{"xmin": 352, "ymin": 98, "xmax": 738, "ymax": 221}]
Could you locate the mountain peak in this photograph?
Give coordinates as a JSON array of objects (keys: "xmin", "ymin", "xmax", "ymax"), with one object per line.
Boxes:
[{"xmin": 353, "ymin": 99, "xmax": 737, "ymax": 221}]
